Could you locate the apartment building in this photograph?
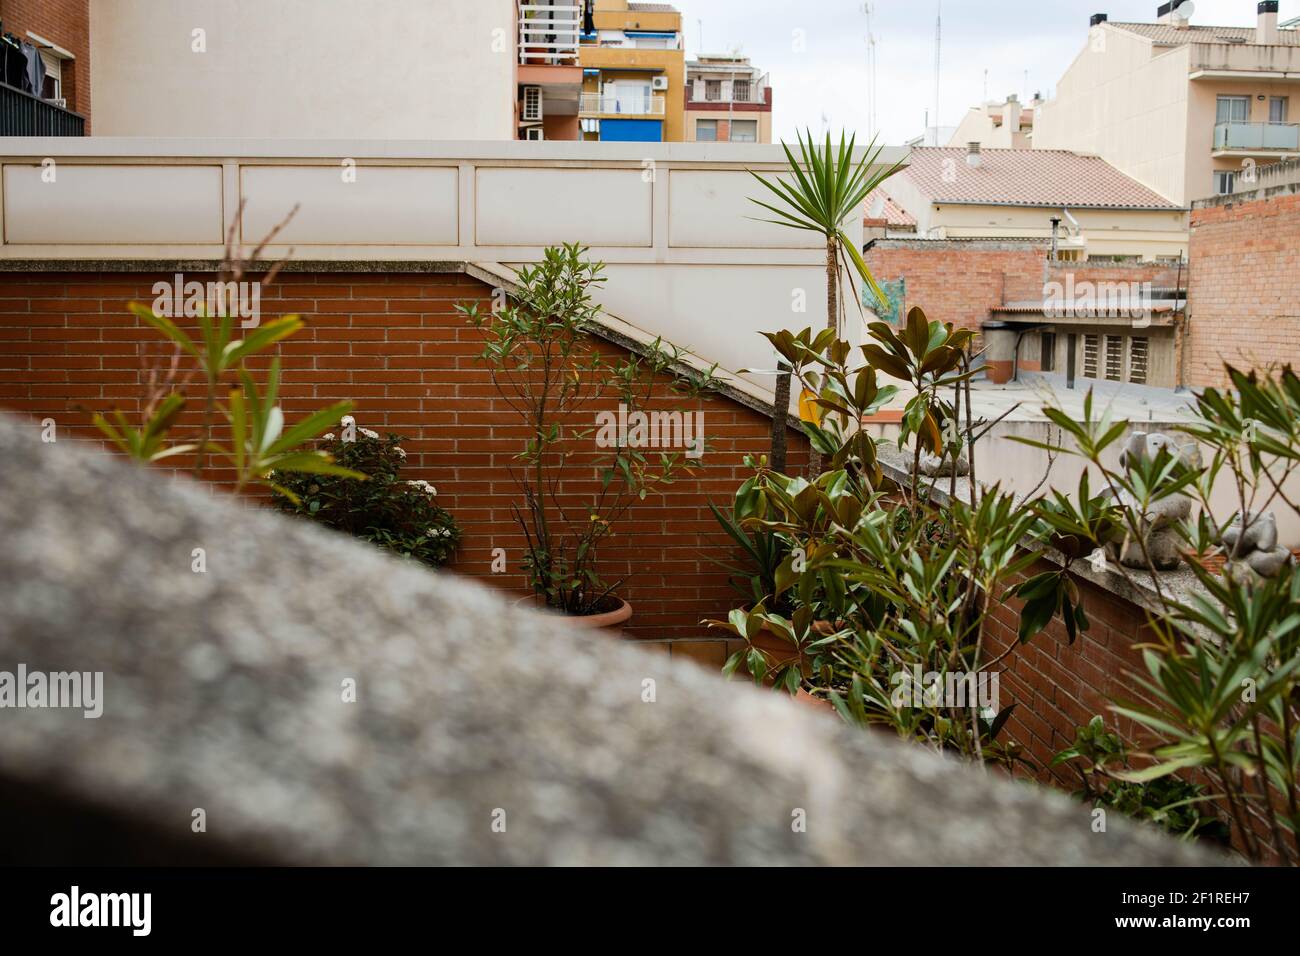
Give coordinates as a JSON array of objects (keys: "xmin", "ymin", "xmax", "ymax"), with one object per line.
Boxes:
[
  {"xmin": 875, "ymin": 145, "xmax": 1188, "ymax": 261},
  {"xmin": 516, "ymin": 1, "xmax": 584, "ymax": 141},
  {"xmin": 577, "ymin": 0, "xmax": 684, "ymax": 143},
  {"xmin": 1036, "ymin": 1, "xmax": 1300, "ymax": 205},
  {"xmin": 948, "ymin": 93, "xmax": 1043, "ymax": 150},
  {"xmin": 0, "ymin": 0, "xmax": 88, "ymax": 135},
  {"xmin": 85, "ymin": 0, "xmax": 518, "ymax": 139},
  {"xmin": 683, "ymin": 54, "xmax": 772, "ymax": 144}
]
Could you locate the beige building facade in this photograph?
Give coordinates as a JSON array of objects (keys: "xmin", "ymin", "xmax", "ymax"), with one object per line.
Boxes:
[
  {"xmin": 89, "ymin": 0, "xmax": 519, "ymax": 140},
  {"xmin": 878, "ymin": 146, "xmax": 1189, "ymax": 261},
  {"xmin": 948, "ymin": 94, "xmax": 1043, "ymax": 150},
  {"xmin": 1035, "ymin": 3, "xmax": 1300, "ymax": 205}
]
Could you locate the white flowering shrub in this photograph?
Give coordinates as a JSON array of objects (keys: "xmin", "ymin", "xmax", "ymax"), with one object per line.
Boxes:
[{"xmin": 272, "ymin": 418, "xmax": 460, "ymax": 567}]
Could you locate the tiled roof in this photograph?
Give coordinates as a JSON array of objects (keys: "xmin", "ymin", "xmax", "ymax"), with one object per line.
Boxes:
[
  {"xmin": 1109, "ymin": 22, "xmax": 1300, "ymax": 46},
  {"xmin": 863, "ymin": 188, "xmax": 917, "ymax": 228},
  {"xmin": 898, "ymin": 147, "xmax": 1181, "ymax": 210}
]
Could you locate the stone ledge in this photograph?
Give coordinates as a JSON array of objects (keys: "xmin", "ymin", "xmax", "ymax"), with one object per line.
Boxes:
[{"xmin": 0, "ymin": 411, "xmax": 1210, "ymax": 865}]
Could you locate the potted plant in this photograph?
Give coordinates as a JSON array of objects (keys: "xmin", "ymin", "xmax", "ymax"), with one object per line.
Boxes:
[{"xmin": 458, "ymin": 243, "xmax": 719, "ymax": 631}]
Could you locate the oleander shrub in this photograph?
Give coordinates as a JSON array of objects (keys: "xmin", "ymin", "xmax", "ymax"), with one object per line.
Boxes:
[{"xmin": 273, "ymin": 418, "xmax": 460, "ymax": 567}]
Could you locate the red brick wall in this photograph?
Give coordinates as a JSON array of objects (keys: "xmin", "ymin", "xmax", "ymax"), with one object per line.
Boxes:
[
  {"xmin": 988, "ymin": 560, "xmax": 1281, "ymax": 860},
  {"xmin": 1189, "ymin": 191, "xmax": 1300, "ymax": 389},
  {"xmin": 0, "ymin": 0, "xmax": 90, "ymax": 127},
  {"xmin": 0, "ymin": 269, "xmax": 807, "ymax": 655},
  {"xmin": 863, "ymin": 242, "xmax": 1046, "ymax": 334},
  {"xmin": 864, "ymin": 241, "xmax": 1186, "ymax": 336}
]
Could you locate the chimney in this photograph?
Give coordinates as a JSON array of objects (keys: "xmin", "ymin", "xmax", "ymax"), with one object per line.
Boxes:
[
  {"xmin": 1157, "ymin": 0, "xmax": 1192, "ymax": 26},
  {"xmin": 1003, "ymin": 95, "xmax": 1022, "ymax": 134},
  {"xmin": 1090, "ymin": 13, "xmax": 1108, "ymax": 26},
  {"xmin": 1258, "ymin": 1, "xmax": 1279, "ymax": 44},
  {"xmin": 966, "ymin": 142, "xmax": 983, "ymax": 168}
]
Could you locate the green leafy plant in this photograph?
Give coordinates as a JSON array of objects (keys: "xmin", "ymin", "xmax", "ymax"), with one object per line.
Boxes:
[
  {"xmin": 708, "ymin": 306, "xmax": 1080, "ymax": 769},
  {"xmin": 273, "ymin": 424, "xmax": 460, "ymax": 567},
  {"xmin": 1012, "ymin": 368, "xmax": 1300, "ymax": 864},
  {"xmin": 89, "ymin": 220, "xmax": 361, "ymax": 496},
  {"xmin": 749, "ymin": 129, "xmax": 902, "ymax": 473},
  {"xmin": 1053, "ymin": 716, "xmax": 1231, "ymax": 844},
  {"xmin": 748, "ymin": 129, "xmax": 902, "ymax": 332},
  {"xmin": 458, "ymin": 243, "xmax": 720, "ymax": 616}
]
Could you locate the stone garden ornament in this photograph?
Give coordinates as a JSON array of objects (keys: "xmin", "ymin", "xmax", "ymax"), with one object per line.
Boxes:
[
  {"xmin": 1223, "ymin": 510, "xmax": 1296, "ymax": 583},
  {"xmin": 1108, "ymin": 431, "xmax": 1201, "ymax": 571}
]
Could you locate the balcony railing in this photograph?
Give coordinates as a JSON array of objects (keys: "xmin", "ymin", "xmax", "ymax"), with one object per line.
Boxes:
[
  {"xmin": 0, "ymin": 82, "xmax": 85, "ymax": 136},
  {"xmin": 1214, "ymin": 121, "xmax": 1300, "ymax": 152},
  {"xmin": 687, "ymin": 73, "xmax": 770, "ymax": 106},
  {"xmin": 518, "ymin": 2, "xmax": 581, "ymax": 66},
  {"xmin": 579, "ymin": 93, "xmax": 666, "ymax": 116}
]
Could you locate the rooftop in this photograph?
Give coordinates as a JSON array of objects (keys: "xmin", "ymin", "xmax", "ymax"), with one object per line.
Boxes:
[
  {"xmin": 863, "ymin": 188, "xmax": 917, "ymax": 229},
  {"xmin": 1109, "ymin": 21, "xmax": 1300, "ymax": 46},
  {"xmin": 899, "ymin": 147, "xmax": 1182, "ymax": 210}
]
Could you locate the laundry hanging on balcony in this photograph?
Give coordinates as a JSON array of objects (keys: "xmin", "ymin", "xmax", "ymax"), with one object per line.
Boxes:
[{"xmin": 0, "ymin": 33, "xmax": 44, "ymax": 96}]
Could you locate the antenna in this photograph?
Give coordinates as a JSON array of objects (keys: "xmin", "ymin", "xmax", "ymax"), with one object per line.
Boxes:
[
  {"xmin": 698, "ymin": 18, "xmax": 703, "ymax": 54},
  {"xmin": 934, "ymin": 0, "xmax": 942, "ymax": 145},
  {"xmin": 862, "ymin": 3, "xmax": 878, "ymax": 140}
]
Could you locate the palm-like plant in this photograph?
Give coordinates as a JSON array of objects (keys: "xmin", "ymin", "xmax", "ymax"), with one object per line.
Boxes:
[
  {"xmin": 749, "ymin": 129, "xmax": 902, "ymax": 339},
  {"xmin": 749, "ymin": 130, "xmax": 902, "ymax": 474}
]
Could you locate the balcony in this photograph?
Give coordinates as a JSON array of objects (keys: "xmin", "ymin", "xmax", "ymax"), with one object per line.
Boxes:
[
  {"xmin": 687, "ymin": 73, "xmax": 771, "ymax": 107},
  {"xmin": 0, "ymin": 82, "xmax": 85, "ymax": 136},
  {"xmin": 1213, "ymin": 121, "xmax": 1300, "ymax": 155},
  {"xmin": 518, "ymin": 3, "xmax": 581, "ymax": 66},
  {"xmin": 579, "ymin": 93, "xmax": 666, "ymax": 116}
]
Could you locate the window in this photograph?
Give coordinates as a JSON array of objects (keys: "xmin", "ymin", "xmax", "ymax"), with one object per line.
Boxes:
[
  {"xmin": 521, "ymin": 86, "xmax": 543, "ymax": 122},
  {"xmin": 705, "ymin": 79, "xmax": 722, "ymax": 101},
  {"xmin": 1270, "ymin": 96, "xmax": 1289, "ymax": 124},
  {"xmin": 733, "ymin": 79, "xmax": 751, "ymax": 102},
  {"xmin": 731, "ymin": 119, "xmax": 758, "ymax": 142},
  {"xmin": 1104, "ymin": 335, "xmax": 1124, "ymax": 381},
  {"xmin": 696, "ymin": 119, "xmax": 718, "ymax": 142},
  {"xmin": 1129, "ymin": 336, "xmax": 1149, "ymax": 385},
  {"xmin": 1082, "ymin": 334, "xmax": 1099, "ymax": 378},
  {"xmin": 1040, "ymin": 332, "xmax": 1056, "ymax": 373},
  {"xmin": 1214, "ymin": 169, "xmax": 1236, "ymax": 195},
  {"xmin": 1216, "ymin": 95, "xmax": 1250, "ymax": 125},
  {"xmin": 39, "ymin": 51, "xmax": 62, "ymax": 102}
]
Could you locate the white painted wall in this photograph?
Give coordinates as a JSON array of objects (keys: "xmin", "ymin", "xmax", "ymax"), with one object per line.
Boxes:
[
  {"xmin": 0, "ymin": 139, "xmax": 902, "ymax": 407},
  {"xmin": 89, "ymin": 0, "xmax": 516, "ymax": 139}
]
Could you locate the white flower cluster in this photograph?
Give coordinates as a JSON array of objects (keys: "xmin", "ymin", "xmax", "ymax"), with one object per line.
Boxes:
[
  {"xmin": 322, "ymin": 433, "xmax": 334, "ymax": 441},
  {"xmin": 360, "ymin": 427, "xmax": 380, "ymax": 440},
  {"xmin": 426, "ymin": 527, "xmax": 454, "ymax": 538},
  {"xmin": 341, "ymin": 415, "xmax": 355, "ymax": 428},
  {"xmin": 394, "ymin": 446, "xmax": 407, "ymax": 459},
  {"xmin": 407, "ymin": 479, "xmax": 437, "ymax": 496}
]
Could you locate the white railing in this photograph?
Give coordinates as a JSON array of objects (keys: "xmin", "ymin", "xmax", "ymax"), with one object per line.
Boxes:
[
  {"xmin": 579, "ymin": 93, "xmax": 666, "ymax": 116},
  {"xmin": 518, "ymin": 3, "xmax": 581, "ymax": 66},
  {"xmin": 688, "ymin": 73, "xmax": 770, "ymax": 105}
]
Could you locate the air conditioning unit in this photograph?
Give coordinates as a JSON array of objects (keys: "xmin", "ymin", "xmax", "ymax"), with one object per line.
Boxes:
[
  {"xmin": 521, "ymin": 85, "xmax": 544, "ymax": 122},
  {"xmin": 525, "ymin": 127, "xmax": 545, "ymax": 141},
  {"xmin": 651, "ymin": 76, "xmax": 668, "ymax": 90},
  {"xmin": 46, "ymin": 98, "xmax": 67, "ymax": 109}
]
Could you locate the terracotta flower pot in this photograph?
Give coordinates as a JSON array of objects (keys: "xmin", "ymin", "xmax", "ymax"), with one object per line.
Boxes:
[{"xmin": 513, "ymin": 594, "xmax": 633, "ymax": 633}]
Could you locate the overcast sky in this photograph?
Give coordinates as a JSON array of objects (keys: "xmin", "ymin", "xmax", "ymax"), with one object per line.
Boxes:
[{"xmin": 668, "ymin": 0, "xmax": 1300, "ymax": 144}]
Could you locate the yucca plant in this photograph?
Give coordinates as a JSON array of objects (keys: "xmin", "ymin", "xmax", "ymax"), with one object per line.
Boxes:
[
  {"xmin": 749, "ymin": 129, "xmax": 901, "ymax": 332},
  {"xmin": 748, "ymin": 129, "xmax": 902, "ymax": 473}
]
